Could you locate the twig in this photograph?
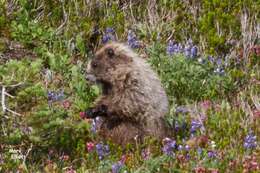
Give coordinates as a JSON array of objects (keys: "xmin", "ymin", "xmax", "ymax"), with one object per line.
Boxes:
[
  {"xmin": 23, "ymin": 144, "xmax": 33, "ymax": 165},
  {"xmin": 6, "ymin": 108, "xmax": 21, "ymax": 116},
  {"xmin": 1, "ymin": 85, "xmax": 21, "ymax": 116},
  {"xmin": 5, "ymin": 92, "xmax": 14, "ymax": 98},
  {"xmin": 0, "ymin": 82, "xmax": 24, "ymax": 88},
  {"xmin": 129, "ymin": 0, "xmax": 136, "ymax": 24},
  {"xmin": 55, "ymin": 0, "xmax": 68, "ymax": 35},
  {"xmin": 1, "ymin": 86, "xmax": 6, "ymax": 113},
  {"xmin": 1, "ymin": 123, "xmax": 7, "ymax": 136},
  {"xmin": 240, "ymin": 7, "xmax": 257, "ymax": 66}
]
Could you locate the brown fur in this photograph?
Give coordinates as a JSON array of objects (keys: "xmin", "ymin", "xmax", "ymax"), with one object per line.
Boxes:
[{"xmin": 86, "ymin": 42, "xmax": 170, "ymax": 145}]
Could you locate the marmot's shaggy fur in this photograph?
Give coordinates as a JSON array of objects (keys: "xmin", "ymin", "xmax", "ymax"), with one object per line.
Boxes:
[{"xmin": 85, "ymin": 42, "xmax": 170, "ymax": 145}]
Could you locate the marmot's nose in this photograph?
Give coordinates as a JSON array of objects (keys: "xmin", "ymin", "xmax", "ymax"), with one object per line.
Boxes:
[{"xmin": 85, "ymin": 74, "xmax": 97, "ymax": 82}]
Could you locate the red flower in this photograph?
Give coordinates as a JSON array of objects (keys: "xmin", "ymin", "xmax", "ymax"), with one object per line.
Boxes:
[
  {"xmin": 200, "ymin": 100, "xmax": 212, "ymax": 111},
  {"xmin": 63, "ymin": 100, "xmax": 71, "ymax": 109},
  {"xmin": 120, "ymin": 154, "xmax": 127, "ymax": 163},
  {"xmin": 194, "ymin": 166, "xmax": 206, "ymax": 173},
  {"xmin": 79, "ymin": 112, "xmax": 85, "ymax": 119},
  {"xmin": 86, "ymin": 142, "xmax": 95, "ymax": 152},
  {"xmin": 60, "ymin": 155, "xmax": 69, "ymax": 161}
]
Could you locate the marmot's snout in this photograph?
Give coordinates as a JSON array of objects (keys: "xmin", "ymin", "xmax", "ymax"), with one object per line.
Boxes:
[
  {"xmin": 85, "ymin": 74, "xmax": 97, "ymax": 83},
  {"xmin": 85, "ymin": 60, "xmax": 97, "ymax": 83}
]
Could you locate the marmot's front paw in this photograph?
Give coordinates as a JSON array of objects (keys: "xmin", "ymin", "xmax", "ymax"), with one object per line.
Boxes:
[
  {"xmin": 82, "ymin": 105, "xmax": 108, "ymax": 119},
  {"xmin": 79, "ymin": 108, "xmax": 96, "ymax": 119},
  {"xmin": 85, "ymin": 108, "xmax": 96, "ymax": 118},
  {"xmin": 97, "ymin": 104, "xmax": 108, "ymax": 115}
]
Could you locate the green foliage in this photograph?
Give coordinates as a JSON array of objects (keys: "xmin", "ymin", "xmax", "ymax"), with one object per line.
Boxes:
[
  {"xmin": 68, "ymin": 64, "xmax": 98, "ymax": 111},
  {"xmin": 10, "ymin": 20, "xmax": 54, "ymax": 47},
  {"xmin": 198, "ymin": 0, "xmax": 241, "ymax": 55},
  {"xmin": 148, "ymin": 43, "xmax": 237, "ymax": 104},
  {"xmin": 134, "ymin": 155, "xmax": 170, "ymax": 173},
  {"xmin": 27, "ymin": 105, "xmax": 91, "ymax": 155}
]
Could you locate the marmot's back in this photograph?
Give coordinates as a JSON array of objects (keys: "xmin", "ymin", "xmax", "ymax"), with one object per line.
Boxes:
[{"xmin": 133, "ymin": 56, "xmax": 169, "ymax": 117}]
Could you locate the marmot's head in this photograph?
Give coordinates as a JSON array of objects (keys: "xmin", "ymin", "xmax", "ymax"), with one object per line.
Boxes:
[{"xmin": 85, "ymin": 42, "xmax": 135, "ymax": 85}]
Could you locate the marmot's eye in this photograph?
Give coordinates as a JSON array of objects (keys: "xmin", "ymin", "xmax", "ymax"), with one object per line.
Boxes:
[
  {"xmin": 92, "ymin": 62, "xmax": 98, "ymax": 68},
  {"xmin": 106, "ymin": 48, "xmax": 115, "ymax": 58}
]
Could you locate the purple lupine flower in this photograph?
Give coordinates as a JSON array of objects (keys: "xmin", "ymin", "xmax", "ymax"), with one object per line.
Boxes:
[
  {"xmin": 104, "ymin": 144, "xmax": 110, "ymax": 153},
  {"xmin": 166, "ymin": 40, "xmax": 175, "ymax": 55},
  {"xmin": 184, "ymin": 38, "xmax": 194, "ymax": 58},
  {"xmin": 190, "ymin": 46, "xmax": 198, "ymax": 58},
  {"xmin": 102, "ymin": 35, "xmax": 111, "ymax": 44},
  {"xmin": 175, "ymin": 121, "xmax": 188, "ymax": 133},
  {"xmin": 185, "ymin": 153, "xmax": 191, "ymax": 160},
  {"xmin": 177, "ymin": 144, "xmax": 190, "ymax": 152},
  {"xmin": 190, "ymin": 120, "xmax": 202, "ymax": 134},
  {"xmin": 57, "ymin": 90, "xmax": 64, "ymax": 100},
  {"xmin": 91, "ymin": 120, "xmax": 97, "ymax": 133},
  {"xmin": 47, "ymin": 90, "xmax": 64, "ymax": 102},
  {"xmin": 91, "ymin": 117, "xmax": 101, "ymax": 133},
  {"xmin": 197, "ymin": 147, "xmax": 203, "ymax": 156},
  {"xmin": 167, "ymin": 40, "xmax": 180, "ymax": 56},
  {"xmin": 178, "ymin": 145, "xmax": 183, "ymax": 151},
  {"xmin": 96, "ymin": 143, "xmax": 110, "ymax": 160},
  {"xmin": 175, "ymin": 106, "xmax": 189, "ymax": 114},
  {"xmin": 207, "ymin": 150, "xmax": 217, "ymax": 158},
  {"xmin": 102, "ymin": 27, "xmax": 116, "ymax": 44},
  {"xmin": 127, "ymin": 30, "xmax": 140, "ymax": 48},
  {"xmin": 106, "ymin": 27, "xmax": 115, "ymax": 33},
  {"xmin": 208, "ymin": 56, "xmax": 214, "ymax": 63},
  {"xmin": 162, "ymin": 138, "xmax": 177, "ymax": 156},
  {"xmin": 177, "ymin": 43, "xmax": 183, "ymax": 53},
  {"xmin": 174, "ymin": 121, "xmax": 181, "ymax": 132},
  {"xmin": 216, "ymin": 58, "xmax": 222, "ymax": 66},
  {"xmin": 184, "ymin": 45, "xmax": 191, "ymax": 58},
  {"xmin": 47, "ymin": 91, "xmax": 55, "ymax": 101},
  {"xmin": 173, "ymin": 44, "xmax": 179, "ymax": 52},
  {"xmin": 96, "ymin": 143, "xmax": 103, "ymax": 154},
  {"xmin": 208, "ymin": 55, "xmax": 214, "ymax": 63},
  {"xmin": 187, "ymin": 38, "xmax": 193, "ymax": 46},
  {"xmin": 92, "ymin": 25, "xmax": 100, "ymax": 35},
  {"xmin": 244, "ymin": 133, "xmax": 257, "ymax": 149},
  {"xmin": 111, "ymin": 161, "xmax": 124, "ymax": 173},
  {"xmin": 184, "ymin": 145, "xmax": 190, "ymax": 151}
]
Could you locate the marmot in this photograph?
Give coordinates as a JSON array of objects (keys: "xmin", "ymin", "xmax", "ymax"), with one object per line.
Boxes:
[{"xmin": 84, "ymin": 42, "xmax": 170, "ymax": 145}]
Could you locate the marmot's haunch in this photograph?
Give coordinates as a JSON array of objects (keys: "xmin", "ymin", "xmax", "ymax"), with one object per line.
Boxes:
[{"xmin": 84, "ymin": 42, "xmax": 170, "ymax": 145}]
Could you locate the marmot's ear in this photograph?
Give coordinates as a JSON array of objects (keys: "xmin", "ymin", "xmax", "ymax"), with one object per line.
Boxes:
[{"xmin": 106, "ymin": 48, "xmax": 115, "ymax": 58}]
